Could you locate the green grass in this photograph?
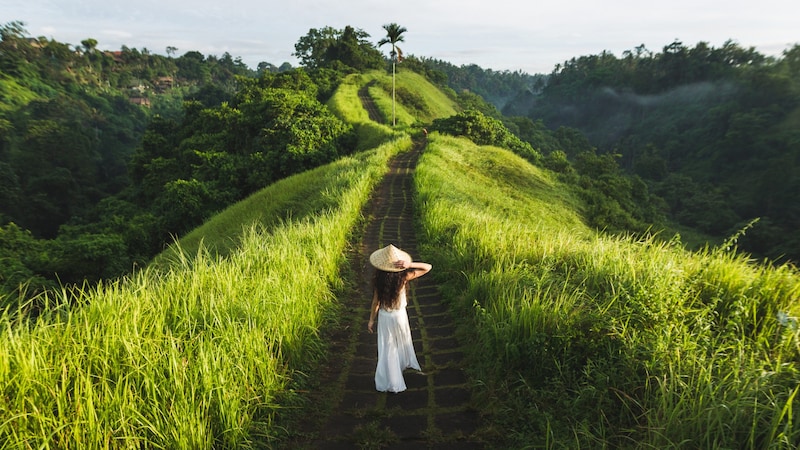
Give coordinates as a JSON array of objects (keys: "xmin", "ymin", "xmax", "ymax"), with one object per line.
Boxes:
[
  {"xmin": 0, "ymin": 74, "xmax": 42, "ymax": 112},
  {"xmin": 414, "ymin": 133, "xmax": 800, "ymax": 448},
  {"xmin": 393, "ymin": 70, "xmax": 459, "ymax": 121},
  {"xmin": 326, "ymin": 73, "xmax": 398, "ymax": 151},
  {"xmin": 10, "ymin": 62, "xmax": 795, "ymax": 449},
  {"xmin": 154, "ymin": 147, "xmax": 384, "ymax": 264},
  {"xmin": 0, "ymin": 136, "xmax": 412, "ymax": 448},
  {"xmin": 362, "ymin": 69, "xmax": 458, "ymax": 130},
  {"xmin": 0, "ymin": 61, "xmax": 454, "ymax": 447}
]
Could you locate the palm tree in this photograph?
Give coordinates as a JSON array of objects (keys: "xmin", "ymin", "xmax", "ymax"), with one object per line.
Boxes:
[{"xmin": 378, "ymin": 23, "xmax": 407, "ymax": 127}]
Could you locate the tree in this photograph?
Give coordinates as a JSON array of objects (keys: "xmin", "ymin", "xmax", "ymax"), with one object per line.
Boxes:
[
  {"xmin": 378, "ymin": 23, "xmax": 407, "ymax": 126},
  {"xmin": 81, "ymin": 38, "xmax": 98, "ymax": 54},
  {"xmin": 293, "ymin": 26, "xmax": 382, "ymax": 72},
  {"xmin": 331, "ymin": 26, "xmax": 383, "ymax": 72},
  {"xmin": 0, "ymin": 21, "xmax": 37, "ymax": 77},
  {"xmin": 431, "ymin": 109, "xmax": 541, "ymax": 163},
  {"xmin": 294, "ymin": 27, "xmax": 338, "ymax": 69}
]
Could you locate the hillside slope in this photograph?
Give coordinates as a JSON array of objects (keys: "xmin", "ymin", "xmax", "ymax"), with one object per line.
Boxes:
[
  {"xmin": 163, "ymin": 68, "xmax": 459, "ymax": 262},
  {"xmin": 0, "ymin": 67, "xmax": 458, "ymax": 448},
  {"xmin": 155, "ymin": 69, "xmax": 799, "ymax": 447},
  {"xmin": 415, "ymin": 133, "xmax": 800, "ymax": 448},
  {"xmin": 4, "ymin": 57, "xmax": 798, "ymax": 448},
  {"xmin": 503, "ymin": 42, "xmax": 800, "ymax": 263}
]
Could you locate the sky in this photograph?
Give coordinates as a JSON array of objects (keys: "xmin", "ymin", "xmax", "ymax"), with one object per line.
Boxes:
[{"xmin": 5, "ymin": 0, "xmax": 800, "ymax": 75}]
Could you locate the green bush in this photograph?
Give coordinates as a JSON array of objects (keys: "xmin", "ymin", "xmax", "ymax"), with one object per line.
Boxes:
[{"xmin": 431, "ymin": 109, "xmax": 541, "ymax": 163}]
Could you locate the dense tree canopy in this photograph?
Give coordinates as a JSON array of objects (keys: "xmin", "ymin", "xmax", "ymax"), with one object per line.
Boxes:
[
  {"xmin": 2, "ymin": 19, "xmax": 797, "ymax": 302},
  {"xmin": 293, "ymin": 25, "xmax": 384, "ymax": 72},
  {"xmin": 504, "ymin": 40, "xmax": 800, "ymax": 262},
  {"xmin": 0, "ymin": 22, "xmax": 320, "ymax": 298},
  {"xmin": 418, "ymin": 57, "xmax": 545, "ymax": 110}
]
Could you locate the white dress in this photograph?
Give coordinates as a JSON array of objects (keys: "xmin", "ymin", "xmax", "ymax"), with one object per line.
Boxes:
[{"xmin": 375, "ymin": 288, "xmax": 421, "ymax": 392}]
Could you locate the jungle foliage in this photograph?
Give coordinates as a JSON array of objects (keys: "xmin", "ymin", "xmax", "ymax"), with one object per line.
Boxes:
[
  {"xmin": 502, "ymin": 40, "xmax": 800, "ymax": 262},
  {"xmin": 293, "ymin": 25, "xmax": 385, "ymax": 72},
  {"xmin": 417, "ymin": 57, "xmax": 546, "ymax": 111},
  {"xmin": 431, "ymin": 109, "xmax": 666, "ymax": 235},
  {"xmin": 3, "ymin": 19, "xmax": 799, "ymax": 448},
  {"xmin": 2, "ymin": 19, "xmax": 797, "ymax": 305},
  {"xmin": 0, "ymin": 22, "xmax": 367, "ymax": 299},
  {"xmin": 416, "ymin": 134, "xmax": 800, "ymax": 448}
]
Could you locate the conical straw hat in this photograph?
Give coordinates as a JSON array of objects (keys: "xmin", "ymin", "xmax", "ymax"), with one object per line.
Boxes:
[{"xmin": 369, "ymin": 244, "xmax": 411, "ymax": 272}]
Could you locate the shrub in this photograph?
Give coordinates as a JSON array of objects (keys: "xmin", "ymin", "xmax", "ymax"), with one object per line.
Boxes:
[{"xmin": 431, "ymin": 109, "xmax": 541, "ymax": 163}]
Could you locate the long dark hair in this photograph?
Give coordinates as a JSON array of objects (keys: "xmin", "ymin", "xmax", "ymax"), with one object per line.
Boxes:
[{"xmin": 373, "ymin": 269, "xmax": 407, "ymax": 310}]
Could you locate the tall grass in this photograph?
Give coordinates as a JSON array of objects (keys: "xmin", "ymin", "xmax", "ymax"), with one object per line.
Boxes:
[
  {"xmin": 0, "ymin": 136, "xmax": 412, "ymax": 448},
  {"xmin": 325, "ymin": 73, "xmax": 397, "ymax": 151},
  {"xmin": 363, "ymin": 69, "xmax": 458, "ymax": 129},
  {"xmin": 392, "ymin": 70, "xmax": 459, "ymax": 121},
  {"xmin": 415, "ymin": 133, "xmax": 800, "ymax": 448}
]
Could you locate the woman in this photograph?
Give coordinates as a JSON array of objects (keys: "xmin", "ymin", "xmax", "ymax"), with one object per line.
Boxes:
[{"xmin": 367, "ymin": 244, "xmax": 432, "ymax": 393}]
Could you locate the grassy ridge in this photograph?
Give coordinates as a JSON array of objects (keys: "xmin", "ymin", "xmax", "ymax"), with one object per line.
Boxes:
[
  {"xmin": 415, "ymin": 133, "xmax": 800, "ymax": 448},
  {"xmin": 0, "ymin": 61, "xmax": 455, "ymax": 448},
  {"xmin": 325, "ymin": 73, "xmax": 398, "ymax": 151},
  {"xmin": 0, "ymin": 136, "xmax": 412, "ymax": 448},
  {"xmin": 155, "ymin": 150, "xmax": 379, "ymax": 264},
  {"xmin": 325, "ymin": 70, "xmax": 457, "ymax": 150},
  {"xmin": 364, "ymin": 69, "xmax": 458, "ymax": 129},
  {"xmin": 3, "ymin": 58, "xmax": 798, "ymax": 448}
]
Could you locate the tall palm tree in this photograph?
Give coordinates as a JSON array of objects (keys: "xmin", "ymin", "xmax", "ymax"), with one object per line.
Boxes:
[{"xmin": 378, "ymin": 23, "xmax": 407, "ymax": 127}]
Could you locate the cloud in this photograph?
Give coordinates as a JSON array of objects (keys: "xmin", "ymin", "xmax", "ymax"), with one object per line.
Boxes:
[{"xmin": 6, "ymin": 0, "xmax": 800, "ymax": 74}]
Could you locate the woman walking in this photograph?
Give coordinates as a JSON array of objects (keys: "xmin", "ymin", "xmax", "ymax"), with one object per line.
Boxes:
[{"xmin": 367, "ymin": 244, "xmax": 432, "ymax": 392}]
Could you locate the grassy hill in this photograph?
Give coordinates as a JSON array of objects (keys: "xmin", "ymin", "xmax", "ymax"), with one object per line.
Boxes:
[
  {"xmin": 160, "ymin": 68, "xmax": 458, "ymax": 263},
  {"xmin": 0, "ymin": 70, "xmax": 453, "ymax": 448},
  {"xmin": 416, "ymin": 133, "xmax": 800, "ymax": 447},
  {"xmin": 2, "ymin": 66, "xmax": 799, "ymax": 449}
]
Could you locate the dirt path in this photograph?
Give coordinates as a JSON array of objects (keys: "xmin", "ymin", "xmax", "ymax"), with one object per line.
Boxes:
[
  {"xmin": 358, "ymin": 81, "xmax": 383, "ymax": 123},
  {"xmin": 290, "ymin": 140, "xmax": 485, "ymax": 448}
]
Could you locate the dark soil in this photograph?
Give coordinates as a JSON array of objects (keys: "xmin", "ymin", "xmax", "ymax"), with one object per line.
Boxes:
[
  {"xmin": 359, "ymin": 81, "xmax": 383, "ymax": 123},
  {"xmin": 287, "ymin": 140, "xmax": 488, "ymax": 449}
]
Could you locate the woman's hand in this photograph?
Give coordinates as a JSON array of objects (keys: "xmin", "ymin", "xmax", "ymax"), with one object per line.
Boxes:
[
  {"xmin": 368, "ymin": 319, "xmax": 375, "ymax": 333},
  {"xmin": 393, "ymin": 259, "xmax": 409, "ymax": 270},
  {"xmin": 397, "ymin": 260, "xmax": 432, "ymax": 280}
]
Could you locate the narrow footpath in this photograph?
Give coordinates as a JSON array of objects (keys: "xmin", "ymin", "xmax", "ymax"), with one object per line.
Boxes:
[
  {"xmin": 291, "ymin": 140, "xmax": 486, "ymax": 449},
  {"xmin": 358, "ymin": 81, "xmax": 382, "ymax": 123}
]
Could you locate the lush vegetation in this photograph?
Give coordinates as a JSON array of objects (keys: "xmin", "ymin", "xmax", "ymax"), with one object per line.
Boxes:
[
  {"xmin": 0, "ymin": 134, "xmax": 411, "ymax": 448},
  {"xmin": 431, "ymin": 109, "xmax": 665, "ymax": 236},
  {"xmin": 416, "ymin": 57, "xmax": 546, "ymax": 110},
  {"xmin": 293, "ymin": 25, "xmax": 384, "ymax": 72},
  {"xmin": 0, "ymin": 21, "xmax": 275, "ymax": 297},
  {"xmin": 416, "ymin": 132, "xmax": 800, "ymax": 448},
  {"xmin": 503, "ymin": 40, "xmax": 800, "ymax": 263},
  {"xmin": 0, "ymin": 22, "xmax": 389, "ymax": 300},
  {"xmin": 2, "ymin": 18, "xmax": 798, "ymax": 448},
  {"xmin": 0, "ymin": 24, "xmax": 455, "ymax": 445}
]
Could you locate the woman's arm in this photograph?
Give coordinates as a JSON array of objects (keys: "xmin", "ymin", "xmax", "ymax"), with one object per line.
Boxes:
[
  {"xmin": 367, "ymin": 290, "xmax": 380, "ymax": 333},
  {"xmin": 394, "ymin": 260, "xmax": 432, "ymax": 281}
]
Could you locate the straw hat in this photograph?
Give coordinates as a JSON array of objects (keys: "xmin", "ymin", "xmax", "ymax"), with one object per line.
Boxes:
[{"xmin": 369, "ymin": 244, "xmax": 411, "ymax": 272}]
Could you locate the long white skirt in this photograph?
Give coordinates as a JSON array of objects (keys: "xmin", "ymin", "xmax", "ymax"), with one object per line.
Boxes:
[{"xmin": 375, "ymin": 300, "xmax": 420, "ymax": 392}]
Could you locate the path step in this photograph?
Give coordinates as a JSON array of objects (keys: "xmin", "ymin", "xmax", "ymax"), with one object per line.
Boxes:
[{"xmin": 294, "ymin": 141, "xmax": 485, "ymax": 448}]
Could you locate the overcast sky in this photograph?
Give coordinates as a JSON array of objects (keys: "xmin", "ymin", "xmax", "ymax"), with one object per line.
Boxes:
[{"xmin": 5, "ymin": 0, "xmax": 800, "ymax": 74}]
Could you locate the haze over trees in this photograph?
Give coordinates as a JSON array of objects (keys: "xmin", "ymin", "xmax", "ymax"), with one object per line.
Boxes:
[
  {"xmin": 1, "ymin": 20, "xmax": 797, "ymax": 302},
  {"xmin": 1, "ymin": 18, "xmax": 799, "ymax": 449},
  {"xmin": 0, "ymin": 21, "xmax": 296, "ymax": 295},
  {"xmin": 500, "ymin": 39, "xmax": 800, "ymax": 262}
]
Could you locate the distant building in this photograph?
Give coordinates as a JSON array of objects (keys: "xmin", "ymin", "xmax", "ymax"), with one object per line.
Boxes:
[
  {"xmin": 106, "ymin": 51, "xmax": 125, "ymax": 63},
  {"xmin": 154, "ymin": 76, "xmax": 173, "ymax": 92},
  {"xmin": 129, "ymin": 97, "xmax": 151, "ymax": 107}
]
